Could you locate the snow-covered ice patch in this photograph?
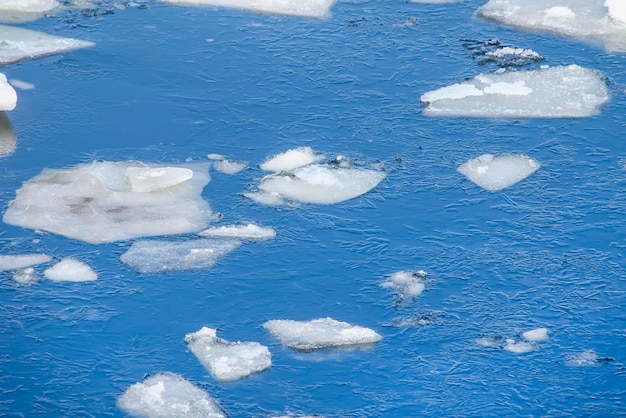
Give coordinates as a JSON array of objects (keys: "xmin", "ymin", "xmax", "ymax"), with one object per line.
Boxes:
[
  {"xmin": 121, "ymin": 239, "xmax": 241, "ymax": 274},
  {"xmin": 263, "ymin": 317, "xmax": 382, "ymax": 351},
  {"xmin": 260, "ymin": 147, "xmax": 324, "ymax": 172},
  {"xmin": 457, "ymin": 154, "xmax": 540, "ymax": 192},
  {"xmin": 185, "ymin": 327, "xmax": 271, "ymax": 382},
  {"xmin": 199, "ymin": 223, "xmax": 276, "ymax": 240},
  {"xmin": 3, "ymin": 161, "xmax": 214, "ymax": 244},
  {"xmin": 0, "ymin": 253, "xmax": 51, "ymax": 271},
  {"xmin": 421, "ymin": 65, "xmax": 608, "ymax": 118},
  {"xmin": 0, "ymin": 0, "xmax": 58, "ymax": 22},
  {"xmin": 157, "ymin": 0, "xmax": 336, "ymax": 18},
  {"xmin": 118, "ymin": 373, "xmax": 225, "ymax": 418},
  {"xmin": 213, "ymin": 159, "xmax": 247, "ymax": 175},
  {"xmin": 44, "ymin": 257, "xmax": 97, "ymax": 282},
  {"xmin": 503, "ymin": 339, "xmax": 535, "ymax": 353},
  {"xmin": 381, "ymin": 270, "xmax": 427, "ymax": 299}
]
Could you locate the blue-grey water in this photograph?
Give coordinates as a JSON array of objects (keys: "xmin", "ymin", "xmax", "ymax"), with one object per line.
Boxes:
[{"xmin": 1, "ymin": 1, "xmax": 625, "ymax": 416}]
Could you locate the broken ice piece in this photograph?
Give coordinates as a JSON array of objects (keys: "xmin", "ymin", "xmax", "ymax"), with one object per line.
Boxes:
[
  {"xmin": 260, "ymin": 147, "xmax": 324, "ymax": 172},
  {"xmin": 44, "ymin": 257, "xmax": 97, "ymax": 282},
  {"xmin": 198, "ymin": 223, "xmax": 276, "ymax": 240},
  {"xmin": 457, "ymin": 153, "xmax": 540, "ymax": 192},
  {"xmin": 0, "ymin": 253, "xmax": 51, "ymax": 271},
  {"xmin": 157, "ymin": 0, "xmax": 337, "ymax": 18},
  {"xmin": 381, "ymin": 270, "xmax": 427, "ymax": 299}
]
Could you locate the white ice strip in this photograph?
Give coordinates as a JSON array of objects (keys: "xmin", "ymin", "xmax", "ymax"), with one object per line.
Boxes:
[
  {"xmin": 0, "ymin": 73, "xmax": 16, "ymax": 111},
  {"xmin": 158, "ymin": 0, "xmax": 336, "ymax": 18},
  {"xmin": 263, "ymin": 317, "xmax": 382, "ymax": 351},
  {"xmin": 44, "ymin": 257, "xmax": 97, "ymax": 282},
  {"xmin": 0, "ymin": 253, "xmax": 51, "ymax": 271},
  {"xmin": 260, "ymin": 147, "xmax": 324, "ymax": 172},
  {"xmin": 477, "ymin": 0, "xmax": 626, "ymax": 52},
  {"xmin": 0, "ymin": 24, "xmax": 94, "ymax": 66},
  {"xmin": 213, "ymin": 159, "xmax": 247, "ymax": 175},
  {"xmin": 3, "ymin": 161, "xmax": 214, "ymax": 244},
  {"xmin": 257, "ymin": 164, "xmax": 385, "ymax": 205},
  {"xmin": 522, "ymin": 327, "xmax": 549, "ymax": 342},
  {"xmin": 12, "ymin": 267, "xmax": 38, "ymax": 285},
  {"xmin": 118, "ymin": 373, "xmax": 226, "ymax": 418},
  {"xmin": 0, "ymin": 112, "xmax": 15, "ymax": 158},
  {"xmin": 0, "ymin": 0, "xmax": 58, "ymax": 22},
  {"xmin": 457, "ymin": 154, "xmax": 540, "ymax": 192},
  {"xmin": 120, "ymin": 239, "xmax": 241, "ymax": 274},
  {"xmin": 199, "ymin": 223, "xmax": 276, "ymax": 240},
  {"xmin": 185, "ymin": 327, "xmax": 271, "ymax": 382},
  {"xmin": 381, "ymin": 270, "xmax": 427, "ymax": 299},
  {"xmin": 421, "ymin": 65, "xmax": 608, "ymax": 118}
]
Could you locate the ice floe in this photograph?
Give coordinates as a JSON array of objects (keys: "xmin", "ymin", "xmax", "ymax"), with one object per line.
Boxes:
[
  {"xmin": 263, "ymin": 317, "xmax": 382, "ymax": 351},
  {"xmin": 477, "ymin": 327, "xmax": 550, "ymax": 353},
  {"xmin": 477, "ymin": 0, "xmax": 626, "ymax": 52},
  {"xmin": 381, "ymin": 270, "xmax": 427, "ymax": 300},
  {"xmin": 0, "ymin": 253, "xmax": 51, "ymax": 271},
  {"xmin": 565, "ymin": 350, "xmax": 614, "ymax": 367},
  {"xmin": 457, "ymin": 154, "xmax": 540, "ymax": 192},
  {"xmin": 0, "ymin": 74, "xmax": 16, "ymax": 111},
  {"xmin": 121, "ymin": 239, "xmax": 241, "ymax": 274},
  {"xmin": 118, "ymin": 373, "xmax": 225, "ymax": 418},
  {"xmin": 43, "ymin": 257, "xmax": 97, "ymax": 282},
  {"xmin": 12, "ymin": 267, "xmax": 39, "ymax": 285},
  {"xmin": 522, "ymin": 327, "xmax": 549, "ymax": 342},
  {"xmin": 462, "ymin": 39, "xmax": 543, "ymax": 67},
  {"xmin": 3, "ymin": 161, "xmax": 214, "ymax": 244},
  {"xmin": 213, "ymin": 159, "xmax": 247, "ymax": 175},
  {"xmin": 0, "ymin": 0, "xmax": 58, "ymax": 22},
  {"xmin": 158, "ymin": 0, "xmax": 336, "ymax": 18},
  {"xmin": 421, "ymin": 65, "xmax": 608, "ymax": 118},
  {"xmin": 0, "ymin": 112, "xmax": 15, "ymax": 158},
  {"xmin": 260, "ymin": 147, "xmax": 324, "ymax": 172},
  {"xmin": 185, "ymin": 327, "xmax": 271, "ymax": 382},
  {"xmin": 199, "ymin": 223, "xmax": 276, "ymax": 240}
]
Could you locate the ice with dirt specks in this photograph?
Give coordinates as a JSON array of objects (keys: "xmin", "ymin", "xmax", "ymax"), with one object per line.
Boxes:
[
  {"xmin": 0, "ymin": 253, "xmax": 51, "ymax": 271},
  {"xmin": 185, "ymin": 327, "xmax": 271, "ymax": 382},
  {"xmin": 199, "ymin": 223, "xmax": 276, "ymax": 240},
  {"xmin": 118, "ymin": 373, "xmax": 225, "ymax": 418},
  {"xmin": 263, "ymin": 317, "xmax": 382, "ymax": 351},
  {"xmin": 3, "ymin": 161, "xmax": 214, "ymax": 244},
  {"xmin": 44, "ymin": 257, "xmax": 97, "ymax": 282},
  {"xmin": 121, "ymin": 239, "xmax": 241, "ymax": 274},
  {"xmin": 457, "ymin": 154, "xmax": 540, "ymax": 192},
  {"xmin": 260, "ymin": 147, "xmax": 324, "ymax": 172},
  {"xmin": 157, "ymin": 0, "xmax": 336, "ymax": 18},
  {"xmin": 381, "ymin": 270, "xmax": 427, "ymax": 299},
  {"xmin": 421, "ymin": 65, "xmax": 608, "ymax": 118}
]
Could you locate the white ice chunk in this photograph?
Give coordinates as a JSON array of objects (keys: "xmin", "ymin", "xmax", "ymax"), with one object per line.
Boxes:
[
  {"xmin": 381, "ymin": 270, "xmax": 427, "ymax": 299},
  {"xmin": 0, "ymin": 0, "xmax": 58, "ymax": 22},
  {"xmin": 606, "ymin": 0, "xmax": 626, "ymax": 23},
  {"xmin": 157, "ymin": 0, "xmax": 336, "ymax": 18},
  {"xmin": 0, "ymin": 111, "xmax": 15, "ymax": 158},
  {"xmin": 118, "ymin": 373, "xmax": 225, "ymax": 418},
  {"xmin": 12, "ymin": 267, "xmax": 38, "ymax": 285},
  {"xmin": 0, "ymin": 24, "xmax": 93, "ymax": 65},
  {"xmin": 458, "ymin": 153, "xmax": 540, "ymax": 192},
  {"xmin": 3, "ymin": 161, "xmax": 214, "ymax": 244},
  {"xmin": 422, "ymin": 65, "xmax": 608, "ymax": 118},
  {"xmin": 9, "ymin": 79, "xmax": 35, "ymax": 90},
  {"xmin": 213, "ymin": 159, "xmax": 247, "ymax": 175},
  {"xmin": 260, "ymin": 147, "xmax": 324, "ymax": 172},
  {"xmin": 199, "ymin": 223, "xmax": 276, "ymax": 240},
  {"xmin": 207, "ymin": 153, "xmax": 226, "ymax": 160},
  {"xmin": 243, "ymin": 191, "xmax": 285, "ymax": 206},
  {"xmin": 44, "ymin": 257, "xmax": 97, "ymax": 282},
  {"xmin": 185, "ymin": 327, "xmax": 271, "ymax": 382},
  {"xmin": 257, "ymin": 164, "xmax": 385, "ymax": 205},
  {"xmin": 0, "ymin": 73, "xmax": 16, "ymax": 110},
  {"xmin": 522, "ymin": 327, "xmax": 549, "ymax": 342},
  {"xmin": 121, "ymin": 239, "xmax": 241, "ymax": 274},
  {"xmin": 503, "ymin": 338, "xmax": 535, "ymax": 353},
  {"xmin": 485, "ymin": 47, "xmax": 542, "ymax": 61},
  {"xmin": 263, "ymin": 317, "xmax": 382, "ymax": 351},
  {"xmin": 0, "ymin": 253, "xmax": 51, "ymax": 271}
]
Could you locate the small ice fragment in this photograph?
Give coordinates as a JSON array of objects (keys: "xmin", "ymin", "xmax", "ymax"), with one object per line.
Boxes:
[
  {"xmin": 156, "ymin": 0, "xmax": 337, "ymax": 18},
  {"xmin": 503, "ymin": 338, "xmax": 534, "ymax": 353},
  {"xmin": 243, "ymin": 191, "xmax": 285, "ymax": 206},
  {"xmin": 12, "ymin": 267, "xmax": 38, "ymax": 285},
  {"xmin": 199, "ymin": 223, "xmax": 276, "ymax": 240},
  {"xmin": 381, "ymin": 270, "xmax": 427, "ymax": 299},
  {"xmin": 0, "ymin": 73, "xmax": 16, "ymax": 111},
  {"xmin": 260, "ymin": 147, "xmax": 324, "ymax": 172},
  {"xmin": 263, "ymin": 317, "xmax": 382, "ymax": 351},
  {"xmin": 185, "ymin": 327, "xmax": 271, "ymax": 382},
  {"xmin": 207, "ymin": 153, "xmax": 226, "ymax": 160},
  {"xmin": 606, "ymin": 0, "xmax": 626, "ymax": 23},
  {"xmin": 457, "ymin": 154, "xmax": 540, "ymax": 192},
  {"xmin": 9, "ymin": 79, "xmax": 35, "ymax": 90},
  {"xmin": 125, "ymin": 166, "xmax": 194, "ymax": 193},
  {"xmin": 117, "ymin": 372, "xmax": 225, "ymax": 418},
  {"xmin": 213, "ymin": 159, "xmax": 247, "ymax": 175},
  {"xmin": 0, "ymin": 253, "xmax": 51, "ymax": 271},
  {"xmin": 522, "ymin": 327, "xmax": 549, "ymax": 342},
  {"xmin": 44, "ymin": 257, "xmax": 97, "ymax": 282}
]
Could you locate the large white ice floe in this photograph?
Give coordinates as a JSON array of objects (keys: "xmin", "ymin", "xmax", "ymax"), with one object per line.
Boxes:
[
  {"xmin": 477, "ymin": 0, "xmax": 626, "ymax": 52},
  {"xmin": 185, "ymin": 327, "xmax": 271, "ymax": 382},
  {"xmin": 0, "ymin": 74, "xmax": 16, "ymax": 111},
  {"xmin": 118, "ymin": 373, "xmax": 226, "ymax": 418},
  {"xmin": 43, "ymin": 257, "xmax": 97, "ymax": 282},
  {"xmin": 421, "ymin": 65, "xmax": 608, "ymax": 118},
  {"xmin": 0, "ymin": 0, "xmax": 59, "ymax": 23},
  {"xmin": 263, "ymin": 317, "xmax": 383, "ymax": 351},
  {"xmin": 199, "ymin": 223, "xmax": 276, "ymax": 240},
  {"xmin": 157, "ymin": 0, "xmax": 336, "ymax": 18},
  {"xmin": 0, "ymin": 253, "xmax": 50, "ymax": 271},
  {"xmin": 381, "ymin": 270, "xmax": 427, "ymax": 300},
  {"xmin": 3, "ymin": 161, "xmax": 214, "ymax": 244},
  {"xmin": 457, "ymin": 154, "xmax": 540, "ymax": 192},
  {"xmin": 0, "ymin": 24, "xmax": 94, "ymax": 65},
  {"xmin": 260, "ymin": 147, "xmax": 324, "ymax": 172},
  {"xmin": 121, "ymin": 239, "xmax": 241, "ymax": 274}
]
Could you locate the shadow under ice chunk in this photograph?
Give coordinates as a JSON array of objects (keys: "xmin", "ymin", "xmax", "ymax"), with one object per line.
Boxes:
[
  {"xmin": 118, "ymin": 372, "xmax": 225, "ymax": 418},
  {"xmin": 156, "ymin": 0, "xmax": 337, "ymax": 18},
  {"xmin": 457, "ymin": 154, "xmax": 540, "ymax": 192},
  {"xmin": 185, "ymin": 327, "xmax": 271, "ymax": 382}
]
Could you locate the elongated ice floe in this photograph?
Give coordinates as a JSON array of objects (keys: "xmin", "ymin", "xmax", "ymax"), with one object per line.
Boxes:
[
  {"xmin": 199, "ymin": 223, "xmax": 276, "ymax": 240},
  {"xmin": 263, "ymin": 317, "xmax": 382, "ymax": 351},
  {"xmin": 421, "ymin": 65, "xmax": 608, "ymax": 118},
  {"xmin": 381, "ymin": 270, "xmax": 427, "ymax": 299},
  {"xmin": 44, "ymin": 257, "xmax": 97, "ymax": 282},
  {"xmin": 0, "ymin": 0, "xmax": 58, "ymax": 23},
  {"xmin": 477, "ymin": 0, "xmax": 626, "ymax": 52},
  {"xmin": 457, "ymin": 154, "xmax": 540, "ymax": 192},
  {"xmin": 0, "ymin": 253, "xmax": 51, "ymax": 271},
  {"xmin": 158, "ymin": 0, "xmax": 336, "ymax": 18},
  {"xmin": 121, "ymin": 239, "xmax": 241, "ymax": 274},
  {"xmin": 0, "ymin": 74, "xmax": 16, "ymax": 111},
  {"xmin": 3, "ymin": 161, "xmax": 214, "ymax": 244},
  {"xmin": 185, "ymin": 327, "xmax": 271, "ymax": 382},
  {"xmin": 260, "ymin": 147, "xmax": 324, "ymax": 172},
  {"xmin": 118, "ymin": 373, "xmax": 226, "ymax": 418}
]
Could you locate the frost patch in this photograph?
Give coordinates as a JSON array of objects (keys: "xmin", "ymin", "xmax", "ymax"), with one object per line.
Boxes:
[
  {"xmin": 157, "ymin": 0, "xmax": 336, "ymax": 18},
  {"xmin": 44, "ymin": 257, "xmax": 97, "ymax": 282},
  {"xmin": 457, "ymin": 154, "xmax": 540, "ymax": 192}
]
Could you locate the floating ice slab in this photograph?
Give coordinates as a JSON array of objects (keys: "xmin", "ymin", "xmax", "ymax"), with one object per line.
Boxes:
[
  {"xmin": 477, "ymin": 0, "xmax": 626, "ymax": 52},
  {"xmin": 44, "ymin": 257, "xmax": 97, "ymax": 282},
  {"xmin": 503, "ymin": 339, "xmax": 534, "ymax": 353},
  {"xmin": 3, "ymin": 161, "xmax": 214, "ymax": 244},
  {"xmin": 0, "ymin": 253, "xmax": 51, "ymax": 271},
  {"xmin": 0, "ymin": 74, "xmax": 16, "ymax": 111},
  {"xmin": 522, "ymin": 327, "xmax": 549, "ymax": 342},
  {"xmin": 263, "ymin": 317, "xmax": 382, "ymax": 351},
  {"xmin": 213, "ymin": 159, "xmax": 247, "ymax": 175},
  {"xmin": 421, "ymin": 65, "xmax": 608, "ymax": 118},
  {"xmin": 0, "ymin": 24, "xmax": 93, "ymax": 66},
  {"xmin": 257, "ymin": 164, "xmax": 385, "ymax": 205},
  {"xmin": 118, "ymin": 373, "xmax": 225, "ymax": 418},
  {"xmin": 381, "ymin": 270, "xmax": 427, "ymax": 299},
  {"xmin": 185, "ymin": 327, "xmax": 271, "ymax": 382},
  {"xmin": 199, "ymin": 223, "xmax": 276, "ymax": 240},
  {"xmin": 158, "ymin": 0, "xmax": 336, "ymax": 18},
  {"xmin": 121, "ymin": 239, "xmax": 241, "ymax": 274},
  {"xmin": 260, "ymin": 147, "xmax": 324, "ymax": 172},
  {"xmin": 0, "ymin": 0, "xmax": 58, "ymax": 22},
  {"xmin": 457, "ymin": 154, "xmax": 540, "ymax": 192}
]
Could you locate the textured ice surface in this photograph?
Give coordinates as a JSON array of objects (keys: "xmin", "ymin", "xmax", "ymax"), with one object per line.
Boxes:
[
  {"xmin": 457, "ymin": 154, "xmax": 540, "ymax": 192},
  {"xmin": 260, "ymin": 147, "xmax": 324, "ymax": 172},
  {"xmin": 462, "ymin": 39, "xmax": 544, "ymax": 67},
  {"xmin": 480, "ymin": 327, "xmax": 550, "ymax": 353},
  {"xmin": 421, "ymin": 65, "xmax": 608, "ymax": 118},
  {"xmin": 121, "ymin": 239, "xmax": 241, "ymax": 274},
  {"xmin": 213, "ymin": 159, "xmax": 247, "ymax": 175},
  {"xmin": 0, "ymin": 112, "xmax": 15, "ymax": 158},
  {"xmin": 0, "ymin": 253, "xmax": 51, "ymax": 271},
  {"xmin": 0, "ymin": 24, "xmax": 93, "ymax": 65},
  {"xmin": 263, "ymin": 317, "xmax": 383, "ymax": 351},
  {"xmin": 185, "ymin": 327, "xmax": 271, "ymax": 382},
  {"xmin": 522, "ymin": 327, "xmax": 549, "ymax": 342},
  {"xmin": 3, "ymin": 161, "xmax": 214, "ymax": 244},
  {"xmin": 158, "ymin": 0, "xmax": 336, "ymax": 18},
  {"xmin": 12, "ymin": 267, "xmax": 38, "ymax": 285},
  {"xmin": 199, "ymin": 223, "xmax": 276, "ymax": 240},
  {"xmin": 43, "ymin": 258, "xmax": 97, "ymax": 282},
  {"xmin": 118, "ymin": 373, "xmax": 225, "ymax": 418},
  {"xmin": 477, "ymin": 0, "xmax": 626, "ymax": 52},
  {"xmin": 0, "ymin": 74, "xmax": 16, "ymax": 110},
  {"xmin": 0, "ymin": 0, "xmax": 58, "ymax": 22},
  {"xmin": 381, "ymin": 270, "xmax": 427, "ymax": 299}
]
